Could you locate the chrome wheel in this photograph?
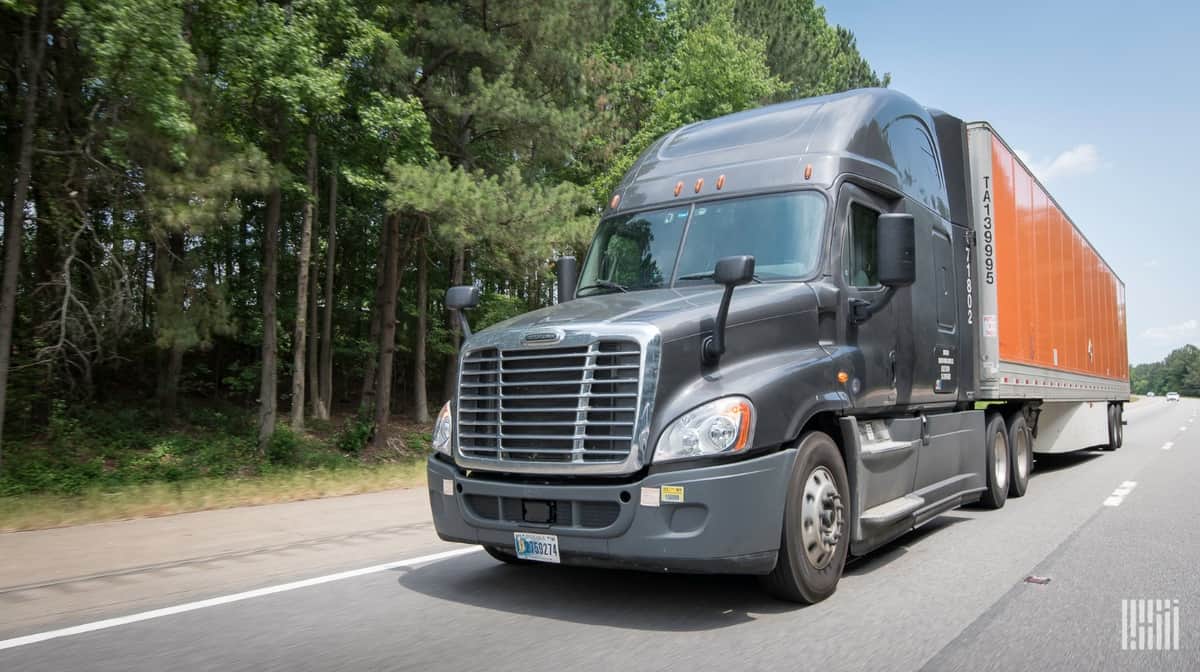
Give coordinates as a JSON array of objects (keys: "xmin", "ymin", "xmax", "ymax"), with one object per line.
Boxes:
[
  {"xmin": 993, "ymin": 433, "xmax": 1009, "ymax": 493},
  {"xmin": 800, "ymin": 466, "xmax": 844, "ymax": 570},
  {"xmin": 1015, "ymin": 427, "xmax": 1031, "ymax": 482}
]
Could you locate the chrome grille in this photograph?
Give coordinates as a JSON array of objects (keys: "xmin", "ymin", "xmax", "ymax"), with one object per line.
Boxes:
[{"xmin": 457, "ymin": 340, "xmax": 642, "ymax": 466}]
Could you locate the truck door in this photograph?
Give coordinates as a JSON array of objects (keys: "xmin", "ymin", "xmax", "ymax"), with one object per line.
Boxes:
[
  {"xmin": 835, "ymin": 184, "xmax": 905, "ymax": 409},
  {"xmin": 900, "ymin": 213, "xmax": 962, "ymax": 406}
]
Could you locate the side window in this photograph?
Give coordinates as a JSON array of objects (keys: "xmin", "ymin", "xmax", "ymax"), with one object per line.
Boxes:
[
  {"xmin": 845, "ymin": 203, "xmax": 880, "ymax": 288},
  {"xmin": 933, "ymin": 230, "xmax": 956, "ymax": 330}
]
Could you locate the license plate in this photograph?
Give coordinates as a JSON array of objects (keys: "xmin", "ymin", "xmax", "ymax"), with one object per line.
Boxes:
[{"xmin": 513, "ymin": 532, "xmax": 560, "ymax": 564}]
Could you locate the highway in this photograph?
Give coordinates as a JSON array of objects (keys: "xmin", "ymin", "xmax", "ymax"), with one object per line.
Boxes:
[{"xmin": 1, "ymin": 398, "xmax": 1196, "ymax": 671}]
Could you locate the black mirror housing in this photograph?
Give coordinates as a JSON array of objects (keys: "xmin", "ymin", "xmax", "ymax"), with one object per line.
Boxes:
[
  {"xmin": 555, "ymin": 256, "xmax": 578, "ymax": 303},
  {"xmin": 877, "ymin": 213, "xmax": 916, "ymax": 287},
  {"xmin": 445, "ymin": 285, "xmax": 481, "ymax": 311},
  {"xmin": 714, "ymin": 255, "xmax": 756, "ymax": 286}
]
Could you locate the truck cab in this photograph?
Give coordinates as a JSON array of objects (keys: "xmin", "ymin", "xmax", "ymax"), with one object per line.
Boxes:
[{"xmin": 427, "ymin": 89, "xmax": 1012, "ymax": 603}]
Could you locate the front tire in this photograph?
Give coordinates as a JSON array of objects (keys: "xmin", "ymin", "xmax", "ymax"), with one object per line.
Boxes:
[
  {"xmin": 979, "ymin": 413, "xmax": 1010, "ymax": 509},
  {"xmin": 761, "ymin": 431, "xmax": 849, "ymax": 604}
]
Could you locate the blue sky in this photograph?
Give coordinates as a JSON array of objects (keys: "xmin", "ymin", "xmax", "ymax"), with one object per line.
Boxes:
[{"xmin": 822, "ymin": 0, "xmax": 1199, "ymax": 364}]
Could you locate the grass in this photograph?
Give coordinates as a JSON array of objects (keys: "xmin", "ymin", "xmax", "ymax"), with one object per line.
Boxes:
[
  {"xmin": 0, "ymin": 459, "xmax": 428, "ymax": 532},
  {"xmin": 0, "ymin": 399, "xmax": 435, "ymax": 532}
]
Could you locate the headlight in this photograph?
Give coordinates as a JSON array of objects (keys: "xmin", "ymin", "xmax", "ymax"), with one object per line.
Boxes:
[
  {"xmin": 653, "ymin": 396, "xmax": 755, "ymax": 462},
  {"xmin": 432, "ymin": 401, "xmax": 452, "ymax": 456}
]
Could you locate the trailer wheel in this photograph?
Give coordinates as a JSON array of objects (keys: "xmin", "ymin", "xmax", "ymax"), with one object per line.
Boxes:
[
  {"xmin": 760, "ymin": 431, "xmax": 849, "ymax": 604},
  {"xmin": 1104, "ymin": 404, "xmax": 1122, "ymax": 451},
  {"xmin": 979, "ymin": 413, "xmax": 1009, "ymax": 509},
  {"xmin": 1006, "ymin": 413, "xmax": 1032, "ymax": 498}
]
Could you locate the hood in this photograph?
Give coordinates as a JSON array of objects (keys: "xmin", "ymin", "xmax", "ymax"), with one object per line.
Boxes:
[{"xmin": 480, "ymin": 283, "xmax": 820, "ymax": 343}]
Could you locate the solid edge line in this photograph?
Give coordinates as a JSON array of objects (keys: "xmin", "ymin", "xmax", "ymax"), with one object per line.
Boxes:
[{"xmin": 0, "ymin": 547, "xmax": 480, "ymax": 651}]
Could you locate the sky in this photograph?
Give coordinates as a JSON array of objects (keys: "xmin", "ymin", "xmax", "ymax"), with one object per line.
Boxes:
[{"xmin": 821, "ymin": 0, "xmax": 1200, "ymax": 364}]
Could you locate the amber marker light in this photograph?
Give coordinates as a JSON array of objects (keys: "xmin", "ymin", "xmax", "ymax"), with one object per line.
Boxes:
[
  {"xmin": 837, "ymin": 371, "xmax": 849, "ymax": 384},
  {"xmin": 730, "ymin": 399, "xmax": 753, "ymax": 451},
  {"xmin": 716, "ymin": 174, "xmax": 726, "ymax": 190},
  {"xmin": 804, "ymin": 164, "xmax": 814, "ymax": 180},
  {"xmin": 674, "ymin": 181, "xmax": 683, "ymax": 197},
  {"xmin": 694, "ymin": 177, "xmax": 704, "ymax": 193},
  {"xmin": 610, "ymin": 193, "xmax": 621, "ymax": 209}
]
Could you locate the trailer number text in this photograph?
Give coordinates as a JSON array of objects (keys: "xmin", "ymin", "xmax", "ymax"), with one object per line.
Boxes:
[{"xmin": 981, "ymin": 175, "xmax": 995, "ymax": 284}]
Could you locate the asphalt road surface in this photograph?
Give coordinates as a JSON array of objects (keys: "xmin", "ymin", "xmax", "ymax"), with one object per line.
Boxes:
[{"xmin": 2, "ymin": 399, "xmax": 1197, "ymax": 671}]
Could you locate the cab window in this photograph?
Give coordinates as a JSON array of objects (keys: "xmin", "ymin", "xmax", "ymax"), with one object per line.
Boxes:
[{"xmin": 845, "ymin": 203, "xmax": 880, "ymax": 287}]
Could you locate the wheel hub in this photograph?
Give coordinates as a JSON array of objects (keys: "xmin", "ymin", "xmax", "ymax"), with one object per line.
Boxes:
[{"xmin": 800, "ymin": 466, "xmax": 844, "ymax": 569}]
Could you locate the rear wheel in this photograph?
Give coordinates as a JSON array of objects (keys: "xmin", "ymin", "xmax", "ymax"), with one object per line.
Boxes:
[
  {"xmin": 761, "ymin": 431, "xmax": 849, "ymax": 604},
  {"xmin": 1006, "ymin": 412, "xmax": 1032, "ymax": 498},
  {"xmin": 979, "ymin": 413, "xmax": 1010, "ymax": 509},
  {"xmin": 1104, "ymin": 404, "xmax": 1122, "ymax": 451}
]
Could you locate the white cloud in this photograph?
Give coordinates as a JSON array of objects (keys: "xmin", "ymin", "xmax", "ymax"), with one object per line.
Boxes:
[
  {"xmin": 1142, "ymin": 319, "xmax": 1199, "ymax": 341},
  {"xmin": 1013, "ymin": 144, "xmax": 1101, "ymax": 182}
]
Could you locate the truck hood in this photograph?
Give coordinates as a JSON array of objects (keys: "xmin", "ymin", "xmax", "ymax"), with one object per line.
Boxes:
[{"xmin": 480, "ymin": 283, "xmax": 820, "ymax": 343}]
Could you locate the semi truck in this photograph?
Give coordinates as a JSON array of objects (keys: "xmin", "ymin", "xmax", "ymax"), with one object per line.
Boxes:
[{"xmin": 426, "ymin": 88, "xmax": 1129, "ymax": 603}]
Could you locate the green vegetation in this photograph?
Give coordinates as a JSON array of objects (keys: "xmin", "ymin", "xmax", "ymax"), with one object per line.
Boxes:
[
  {"xmin": 0, "ymin": 0, "xmax": 886, "ymax": 516},
  {"xmin": 1130, "ymin": 344, "xmax": 1200, "ymax": 396}
]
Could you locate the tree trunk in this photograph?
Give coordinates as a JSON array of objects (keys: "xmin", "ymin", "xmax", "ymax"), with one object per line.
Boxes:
[
  {"xmin": 442, "ymin": 244, "xmax": 465, "ymax": 402},
  {"xmin": 290, "ymin": 131, "xmax": 317, "ymax": 430},
  {"xmin": 307, "ymin": 258, "xmax": 322, "ymax": 418},
  {"xmin": 257, "ymin": 183, "xmax": 283, "ymax": 453},
  {"xmin": 358, "ymin": 221, "xmax": 388, "ymax": 415},
  {"xmin": 154, "ymin": 232, "xmax": 186, "ymax": 417},
  {"xmin": 318, "ymin": 164, "xmax": 336, "ymax": 420},
  {"xmin": 413, "ymin": 228, "xmax": 429, "ymax": 423},
  {"xmin": 372, "ymin": 214, "xmax": 403, "ymax": 449},
  {"xmin": 0, "ymin": 3, "xmax": 49, "ymax": 461}
]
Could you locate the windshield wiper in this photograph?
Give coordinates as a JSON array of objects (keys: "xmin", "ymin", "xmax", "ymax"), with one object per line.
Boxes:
[
  {"xmin": 576, "ymin": 280, "xmax": 629, "ymax": 295},
  {"xmin": 677, "ymin": 271, "xmax": 763, "ymax": 283}
]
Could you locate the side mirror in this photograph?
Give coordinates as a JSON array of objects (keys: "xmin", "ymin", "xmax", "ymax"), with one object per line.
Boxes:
[
  {"xmin": 445, "ymin": 285, "xmax": 480, "ymax": 338},
  {"xmin": 703, "ymin": 255, "xmax": 756, "ymax": 365},
  {"xmin": 714, "ymin": 255, "xmax": 756, "ymax": 286},
  {"xmin": 850, "ymin": 213, "xmax": 915, "ymax": 324},
  {"xmin": 555, "ymin": 256, "xmax": 577, "ymax": 303},
  {"xmin": 876, "ymin": 213, "xmax": 915, "ymax": 287}
]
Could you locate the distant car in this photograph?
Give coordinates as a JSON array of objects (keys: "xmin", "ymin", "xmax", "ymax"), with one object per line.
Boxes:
[
  {"xmin": 1147, "ymin": 392, "xmax": 1156, "ymax": 397},
  {"xmin": 1166, "ymin": 392, "xmax": 1180, "ymax": 402}
]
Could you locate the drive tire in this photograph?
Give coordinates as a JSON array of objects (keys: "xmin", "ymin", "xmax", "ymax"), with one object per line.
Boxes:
[
  {"xmin": 1006, "ymin": 412, "xmax": 1032, "ymax": 498},
  {"xmin": 979, "ymin": 413, "xmax": 1010, "ymax": 509},
  {"xmin": 761, "ymin": 431, "xmax": 849, "ymax": 604},
  {"xmin": 484, "ymin": 545, "xmax": 533, "ymax": 565}
]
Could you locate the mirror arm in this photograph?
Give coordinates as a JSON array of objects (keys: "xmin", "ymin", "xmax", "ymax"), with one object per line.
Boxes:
[
  {"xmin": 849, "ymin": 286, "xmax": 897, "ymax": 324},
  {"xmin": 702, "ymin": 284, "xmax": 737, "ymax": 364},
  {"xmin": 455, "ymin": 310, "xmax": 473, "ymax": 339}
]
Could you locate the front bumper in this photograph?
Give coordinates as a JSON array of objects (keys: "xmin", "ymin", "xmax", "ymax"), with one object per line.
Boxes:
[{"xmin": 426, "ymin": 449, "xmax": 797, "ymax": 574}]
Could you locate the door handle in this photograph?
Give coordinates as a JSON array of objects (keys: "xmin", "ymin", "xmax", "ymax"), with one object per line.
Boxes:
[{"xmin": 889, "ymin": 350, "xmax": 897, "ymax": 387}]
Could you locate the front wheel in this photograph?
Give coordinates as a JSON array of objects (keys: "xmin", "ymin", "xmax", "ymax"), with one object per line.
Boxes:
[{"xmin": 760, "ymin": 431, "xmax": 850, "ymax": 604}]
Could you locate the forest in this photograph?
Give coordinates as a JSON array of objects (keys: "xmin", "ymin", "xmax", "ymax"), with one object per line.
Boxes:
[
  {"xmin": 0, "ymin": 0, "xmax": 888, "ymax": 500},
  {"xmin": 1130, "ymin": 345, "xmax": 1200, "ymax": 397}
]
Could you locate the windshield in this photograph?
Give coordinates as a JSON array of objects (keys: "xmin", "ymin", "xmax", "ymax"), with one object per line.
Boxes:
[{"xmin": 577, "ymin": 191, "xmax": 827, "ymax": 296}]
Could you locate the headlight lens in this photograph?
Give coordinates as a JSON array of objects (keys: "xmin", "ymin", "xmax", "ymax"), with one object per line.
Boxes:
[
  {"xmin": 653, "ymin": 396, "xmax": 754, "ymax": 462},
  {"xmin": 432, "ymin": 401, "xmax": 452, "ymax": 456}
]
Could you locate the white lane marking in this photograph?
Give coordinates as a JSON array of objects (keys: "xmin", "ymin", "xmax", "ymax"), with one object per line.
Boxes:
[
  {"xmin": 1163, "ymin": 442, "xmax": 1174, "ymax": 451},
  {"xmin": 1104, "ymin": 481, "xmax": 1138, "ymax": 507},
  {"xmin": 0, "ymin": 547, "xmax": 480, "ymax": 651}
]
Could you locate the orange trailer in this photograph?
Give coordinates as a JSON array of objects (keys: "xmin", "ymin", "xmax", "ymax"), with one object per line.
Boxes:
[{"xmin": 967, "ymin": 123, "xmax": 1128, "ymax": 451}]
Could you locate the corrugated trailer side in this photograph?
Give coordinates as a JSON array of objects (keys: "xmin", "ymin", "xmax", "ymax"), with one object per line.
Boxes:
[{"xmin": 967, "ymin": 123, "xmax": 1128, "ymax": 404}]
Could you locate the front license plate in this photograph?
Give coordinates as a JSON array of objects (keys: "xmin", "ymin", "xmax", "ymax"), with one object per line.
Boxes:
[{"xmin": 513, "ymin": 532, "xmax": 560, "ymax": 564}]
